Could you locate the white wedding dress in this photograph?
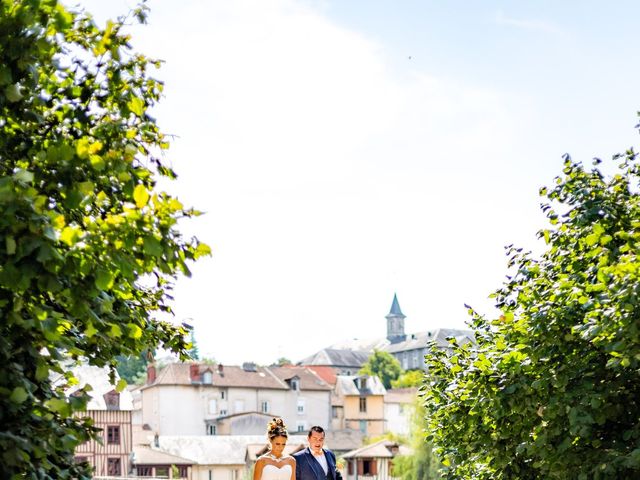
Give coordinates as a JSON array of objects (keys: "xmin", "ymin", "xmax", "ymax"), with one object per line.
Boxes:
[{"xmin": 261, "ymin": 464, "xmax": 292, "ymax": 480}]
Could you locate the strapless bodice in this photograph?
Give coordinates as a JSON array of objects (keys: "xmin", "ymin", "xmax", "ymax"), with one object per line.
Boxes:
[{"xmin": 261, "ymin": 464, "xmax": 292, "ymax": 480}]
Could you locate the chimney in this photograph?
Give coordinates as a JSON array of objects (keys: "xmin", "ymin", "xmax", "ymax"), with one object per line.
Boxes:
[
  {"xmin": 190, "ymin": 363, "xmax": 200, "ymax": 382},
  {"xmin": 146, "ymin": 365, "xmax": 156, "ymax": 384},
  {"xmin": 217, "ymin": 364, "xmax": 224, "ymax": 376}
]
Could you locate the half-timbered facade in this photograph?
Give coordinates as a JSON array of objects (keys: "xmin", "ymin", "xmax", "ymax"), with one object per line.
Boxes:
[{"xmin": 70, "ymin": 365, "xmax": 134, "ymax": 476}]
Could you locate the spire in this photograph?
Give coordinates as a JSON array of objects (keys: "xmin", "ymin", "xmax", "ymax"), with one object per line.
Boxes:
[{"xmin": 388, "ymin": 293, "xmax": 405, "ymax": 317}]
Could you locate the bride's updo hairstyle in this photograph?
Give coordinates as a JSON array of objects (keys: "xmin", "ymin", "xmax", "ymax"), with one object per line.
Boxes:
[{"xmin": 267, "ymin": 417, "xmax": 288, "ymax": 439}]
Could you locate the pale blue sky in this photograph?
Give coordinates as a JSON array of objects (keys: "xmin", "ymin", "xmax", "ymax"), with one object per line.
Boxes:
[{"xmin": 78, "ymin": 0, "xmax": 640, "ymax": 365}]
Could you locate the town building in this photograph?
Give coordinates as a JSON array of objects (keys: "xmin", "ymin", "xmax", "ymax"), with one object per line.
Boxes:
[
  {"xmin": 383, "ymin": 388, "xmax": 417, "ymax": 436},
  {"xmin": 302, "ymin": 294, "xmax": 474, "ymax": 372},
  {"xmin": 70, "ymin": 365, "xmax": 135, "ymax": 477},
  {"xmin": 333, "ymin": 375, "xmax": 386, "ymax": 435},
  {"xmin": 139, "ymin": 362, "xmax": 332, "ymax": 437},
  {"xmin": 151, "ymin": 434, "xmax": 309, "ymax": 480},
  {"xmin": 342, "ymin": 440, "xmax": 410, "ymax": 480}
]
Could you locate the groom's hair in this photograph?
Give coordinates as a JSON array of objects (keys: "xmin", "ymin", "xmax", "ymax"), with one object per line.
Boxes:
[{"xmin": 308, "ymin": 426, "xmax": 325, "ymax": 438}]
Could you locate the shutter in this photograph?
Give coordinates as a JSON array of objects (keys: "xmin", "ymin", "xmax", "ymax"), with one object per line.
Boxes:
[
  {"xmin": 357, "ymin": 460, "xmax": 363, "ymax": 475},
  {"xmin": 370, "ymin": 460, "xmax": 377, "ymax": 476},
  {"xmin": 348, "ymin": 461, "xmax": 353, "ymax": 475}
]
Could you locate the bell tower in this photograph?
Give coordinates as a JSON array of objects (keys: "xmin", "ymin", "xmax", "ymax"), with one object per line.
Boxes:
[{"xmin": 386, "ymin": 293, "xmax": 406, "ymax": 344}]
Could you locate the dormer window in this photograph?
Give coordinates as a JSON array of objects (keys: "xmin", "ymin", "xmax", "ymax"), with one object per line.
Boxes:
[
  {"xmin": 290, "ymin": 377, "xmax": 299, "ymax": 391},
  {"xmin": 202, "ymin": 370, "xmax": 213, "ymax": 384},
  {"xmin": 103, "ymin": 390, "xmax": 120, "ymax": 410},
  {"xmin": 355, "ymin": 377, "xmax": 368, "ymax": 390}
]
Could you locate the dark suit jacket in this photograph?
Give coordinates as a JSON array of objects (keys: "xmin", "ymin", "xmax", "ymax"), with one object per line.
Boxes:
[{"xmin": 293, "ymin": 447, "xmax": 341, "ymax": 480}]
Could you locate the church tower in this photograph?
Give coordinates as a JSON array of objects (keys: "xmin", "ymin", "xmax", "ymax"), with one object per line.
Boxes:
[{"xmin": 386, "ymin": 293, "xmax": 406, "ymax": 344}]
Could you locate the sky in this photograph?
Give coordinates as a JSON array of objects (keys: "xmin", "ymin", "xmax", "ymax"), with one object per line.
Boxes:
[{"xmin": 77, "ymin": 0, "xmax": 640, "ymax": 365}]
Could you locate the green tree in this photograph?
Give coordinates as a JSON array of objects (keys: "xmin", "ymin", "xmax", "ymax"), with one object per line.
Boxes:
[
  {"xmin": 360, "ymin": 350, "xmax": 402, "ymax": 389},
  {"xmin": 391, "ymin": 369, "xmax": 424, "ymax": 389},
  {"xmin": 392, "ymin": 395, "xmax": 442, "ymax": 480},
  {"xmin": 115, "ymin": 352, "xmax": 148, "ymax": 384},
  {"xmin": 188, "ymin": 329, "xmax": 200, "ymax": 360},
  {"xmin": 0, "ymin": 2, "xmax": 209, "ymax": 477},
  {"xmin": 424, "ymin": 136, "xmax": 640, "ymax": 478}
]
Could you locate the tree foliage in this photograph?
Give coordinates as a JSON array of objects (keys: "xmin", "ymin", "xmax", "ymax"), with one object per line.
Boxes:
[
  {"xmin": 392, "ymin": 394, "xmax": 442, "ymax": 480},
  {"xmin": 115, "ymin": 352, "xmax": 148, "ymax": 384},
  {"xmin": 360, "ymin": 349, "xmax": 402, "ymax": 389},
  {"xmin": 0, "ymin": 1, "xmax": 209, "ymax": 477},
  {"xmin": 424, "ymin": 140, "xmax": 640, "ymax": 478},
  {"xmin": 392, "ymin": 369, "xmax": 424, "ymax": 389}
]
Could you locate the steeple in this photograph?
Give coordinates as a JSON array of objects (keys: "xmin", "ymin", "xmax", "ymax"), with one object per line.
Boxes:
[
  {"xmin": 386, "ymin": 293, "xmax": 406, "ymax": 344},
  {"xmin": 389, "ymin": 293, "xmax": 404, "ymax": 317}
]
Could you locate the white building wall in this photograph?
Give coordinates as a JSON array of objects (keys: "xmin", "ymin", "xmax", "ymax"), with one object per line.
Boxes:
[
  {"xmin": 142, "ymin": 385, "xmax": 331, "ymax": 436},
  {"xmin": 383, "ymin": 402, "xmax": 410, "ymax": 436},
  {"xmin": 193, "ymin": 465, "xmax": 244, "ymax": 480}
]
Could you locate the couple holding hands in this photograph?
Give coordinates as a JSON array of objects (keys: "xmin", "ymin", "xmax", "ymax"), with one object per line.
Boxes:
[{"xmin": 254, "ymin": 418, "xmax": 342, "ymax": 480}]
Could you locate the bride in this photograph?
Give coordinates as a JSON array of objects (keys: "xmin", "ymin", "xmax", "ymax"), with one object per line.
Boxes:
[{"xmin": 254, "ymin": 418, "xmax": 296, "ymax": 480}]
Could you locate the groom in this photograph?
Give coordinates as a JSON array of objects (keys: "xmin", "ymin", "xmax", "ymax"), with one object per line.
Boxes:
[{"xmin": 294, "ymin": 426, "xmax": 342, "ymax": 480}]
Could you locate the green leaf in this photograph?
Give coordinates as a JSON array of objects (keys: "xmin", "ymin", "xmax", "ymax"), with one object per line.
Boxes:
[
  {"xmin": 60, "ymin": 226, "xmax": 81, "ymax": 246},
  {"xmin": 89, "ymin": 154, "xmax": 105, "ymax": 171},
  {"xmin": 46, "ymin": 398, "xmax": 71, "ymax": 416},
  {"xmin": 128, "ymin": 96, "xmax": 145, "ymax": 116},
  {"xmin": 85, "ymin": 323, "xmax": 98, "ymax": 338},
  {"xmin": 5, "ymin": 83, "xmax": 22, "ymax": 102},
  {"xmin": 0, "ymin": 65, "xmax": 12, "ymax": 86},
  {"xmin": 133, "ymin": 184, "xmax": 150, "ymax": 208},
  {"xmin": 127, "ymin": 323, "xmax": 142, "ymax": 339},
  {"xmin": 6, "ymin": 236, "xmax": 16, "ymax": 255},
  {"xmin": 194, "ymin": 242, "xmax": 212, "ymax": 259},
  {"xmin": 13, "ymin": 169, "xmax": 34, "ymax": 183},
  {"xmin": 116, "ymin": 378, "xmax": 128, "ymax": 392},
  {"xmin": 585, "ymin": 233, "xmax": 599, "ymax": 246},
  {"xmin": 95, "ymin": 269, "xmax": 115, "ymax": 290},
  {"xmin": 10, "ymin": 387, "xmax": 28, "ymax": 404},
  {"xmin": 143, "ymin": 236, "xmax": 162, "ymax": 257}
]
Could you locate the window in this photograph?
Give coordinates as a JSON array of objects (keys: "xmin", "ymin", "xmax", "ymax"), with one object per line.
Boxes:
[
  {"xmin": 137, "ymin": 466, "xmax": 153, "ymax": 476},
  {"xmin": 107, "ymin": 458, "xmax": 121, "ymax": 476},
  {"xmin": 290, "ymin": 378, "xmax": 299, "ymax": 391},
  {"xmin": 74, "ymin": 456, "xmax": 88, "ymax": 465},
  {"xmin": 104, "ymin": 391, "xmax": 120, "ymax": 410},
  {"xmin": 209, "ymin": 399, "xmax": 217, "ymax": 414},
  {"xmin": 359, "ymin": 397, "xmax": 367, "ymax": 413},
  {"xmin": 332, "ymin": 406, "xmax": 338, "ymax": 419},
  {"xmin": 156, "ymin": 466, "xmax": 169, "ymax": 477},
  {"xmin": 221, "ymin": 390, "xmax": 226, "ymax": 399},
  {"xmin": 178, "ymin": 466, "xmax": 188, "ymax": 477},
  {"xmin": 296, "ymin": 421, "xmax": 307, "ymax": 432},
  {"xmin": 220, "ymin": 409, "xmax": 227, "ymax": 416},
  {"xmin": 359, "ymin": 420, "xmax": 367, "ymax": 433},
  {"xmin": 107, "ymin": 425, "xmax": 120, "ymax": 444},
  {"xmin": 261, "ymin": 401, "xmax": 269, "ymax": 414},
  {"xmin": 207, "ymin": 424, "xmax": 217, "ymax": 435},
  {"xmin": 355, "ymin": 377, "xmax": 367, "ymax": 390},
  {"xmin": 297, "ymin": 399, "xmax": 305, "ymax": 414},
  {"xmin": 202, "ymin": 370, "xmax": 213, "ymax": 384},
  {"xmin": 362, "ymin": 459, "xmax": 376, "ymax": 475}
]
